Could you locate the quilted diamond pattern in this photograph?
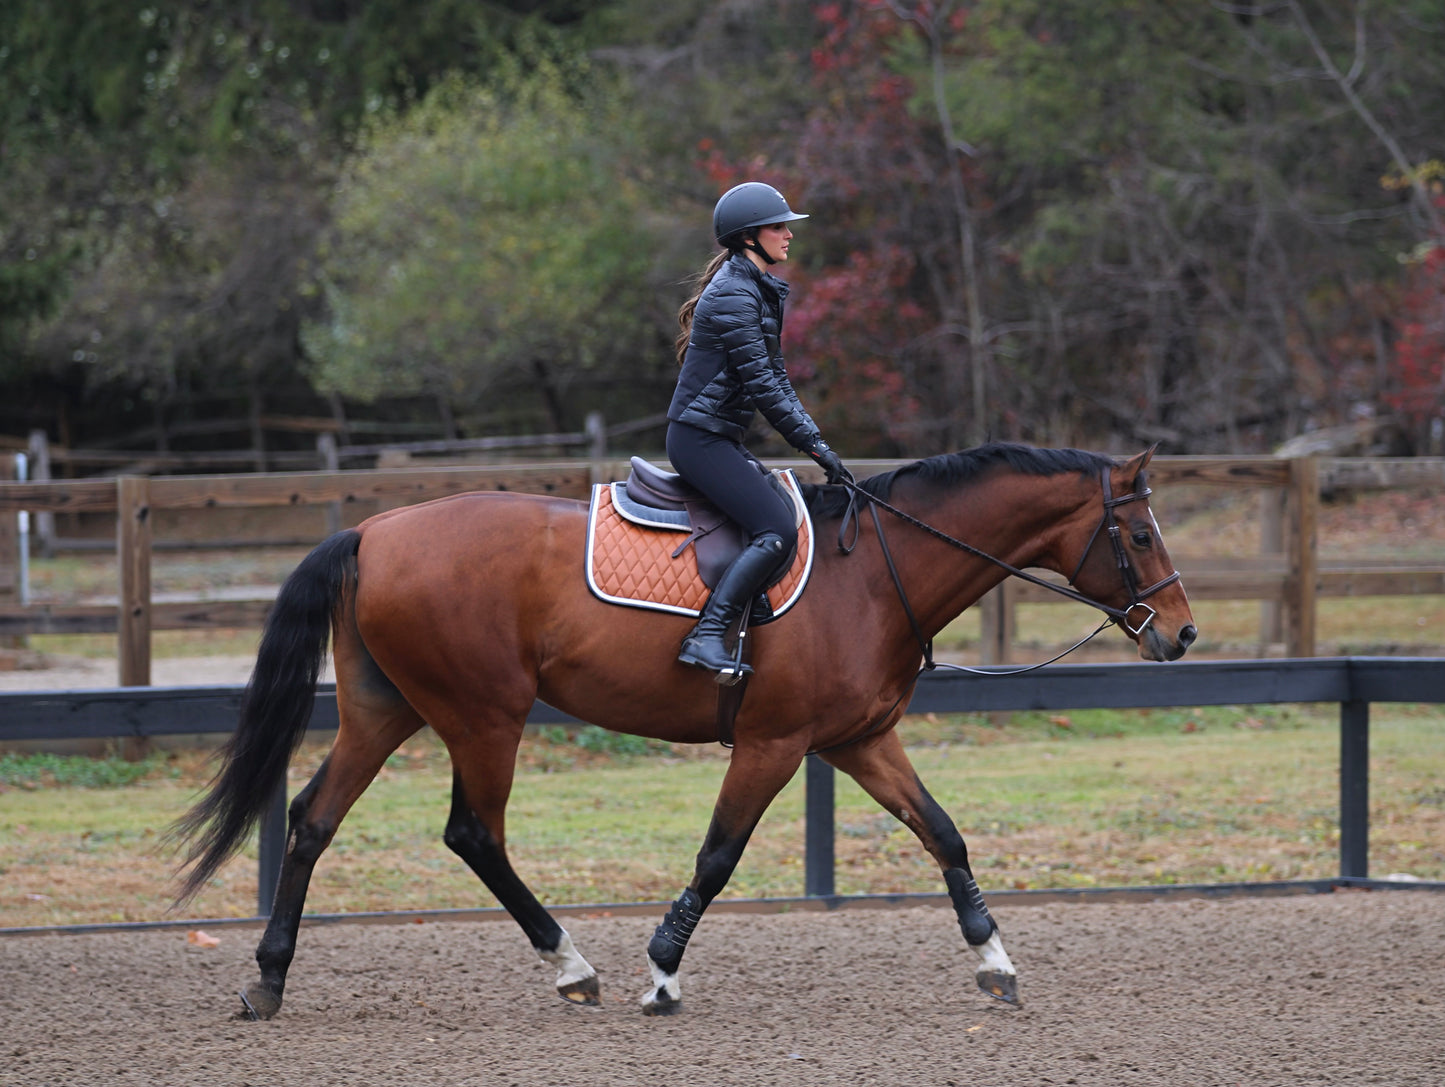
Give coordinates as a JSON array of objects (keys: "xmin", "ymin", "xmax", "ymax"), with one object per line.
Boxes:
[{"xmin": 587, "ymin": 481, "xmax": 813, "ymax": 618}]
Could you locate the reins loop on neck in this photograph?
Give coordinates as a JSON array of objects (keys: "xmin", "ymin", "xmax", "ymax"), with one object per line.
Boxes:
[{"xmin": 834, "ymin": 466, "xmax": 1181, "ymax": 677}]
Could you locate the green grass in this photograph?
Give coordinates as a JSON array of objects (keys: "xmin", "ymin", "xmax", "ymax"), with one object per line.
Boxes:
[
  {"xmin": 27, "ymin": 629, "xmax": 265, "ymax": 660},
  {"xmin": 1, "ymin": 704, "xmax": 1441, "ymax": 927},
  {"xmin": 932, "ymin": 594, "xmax": 1445, "ymax": 660},
  {"xmin": 0, "ymin": 750, "xmax": 176, "ymax": 789}
]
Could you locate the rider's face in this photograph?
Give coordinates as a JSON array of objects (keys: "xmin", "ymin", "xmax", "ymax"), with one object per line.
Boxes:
[{"xmin": 754, "ymin": 222, "xmax": 793, "ymax": 264}]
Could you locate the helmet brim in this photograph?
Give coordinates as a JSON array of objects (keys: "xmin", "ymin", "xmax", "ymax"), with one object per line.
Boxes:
[{"xmin": 719, "ymin": 212, "xmax": 808, "ymax": 247}]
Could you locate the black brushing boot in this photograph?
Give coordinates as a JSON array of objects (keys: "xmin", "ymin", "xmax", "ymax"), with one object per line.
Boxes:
[{"xmin": 678, "ymin": 532, "xmax": 787, "ymax": 683}]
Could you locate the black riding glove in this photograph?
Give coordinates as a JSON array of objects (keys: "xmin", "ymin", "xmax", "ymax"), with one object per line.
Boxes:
[{"xmin": 807, "ymin": 440, "xmax": 852, "ymax": 486}]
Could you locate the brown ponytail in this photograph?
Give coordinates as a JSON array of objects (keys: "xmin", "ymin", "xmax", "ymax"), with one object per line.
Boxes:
[{"xmin": 674, "ymin": 249, "xmax": 733, "ymax": 365}]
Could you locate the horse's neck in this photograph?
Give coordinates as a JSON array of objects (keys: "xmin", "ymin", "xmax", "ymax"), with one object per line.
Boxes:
[{"xmin": 886, "ymin": 472, "xmax": 1089, "ymax": 636}]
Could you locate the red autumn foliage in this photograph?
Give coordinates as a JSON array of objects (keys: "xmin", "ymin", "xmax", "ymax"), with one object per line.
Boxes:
[
  {"xmin": 1385, "ymin": 226, "xmax": 1445, "ymax": 433},
  {"xmin": 689, "ymin": 2, "xmax": 969, "ymax": 452},
  {"xmin": 786, "ymin": 245, "xmax": 926, "ymax": 446}
]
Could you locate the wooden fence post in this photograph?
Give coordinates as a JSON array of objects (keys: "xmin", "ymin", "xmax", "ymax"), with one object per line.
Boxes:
[
  {"xmin": 0, "ymin": 455, "xmax": 18, "ymax": 651},
  {"xmin": 117, "ymin": 476, "xmax": 153, "ymax": 688},
  {"xmin": 27, "ymin": 430, "xmax": 55, "ymax": 558},
  {"xmin": 1285, "ymin": 456, "xmax": 1319, "ymax": 658},
  {"xmin": 317, "ymin": 432, "xmax": 341, "ymax": 536},
  {"xmin": 585, "ymin": 411, "xmax": 606, "ymax": 487},
  {"xmin": 1258, "ymin": 488, "xmax": 1285, "ymax": 653},
  {"xmin": 978, "ymin": 582, "xmax": 1014, "ymax": 665}
]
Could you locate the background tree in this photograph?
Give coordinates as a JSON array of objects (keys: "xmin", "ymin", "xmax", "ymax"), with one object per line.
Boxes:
[
  {"xmin": 303, "ymin": 45, "xmax": 674, "ymax": 433},
  {"xmin": 0, "ymin": 0, "xmax": 615, "ymax": 444},
  {"xmin": 1, "ymin": 0, "xmax": 1441, "ymax": 456}
]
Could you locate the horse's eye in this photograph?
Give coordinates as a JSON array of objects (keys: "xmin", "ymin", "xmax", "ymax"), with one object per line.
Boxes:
[{"xmin": 1131, "ymin": 529, "xmax": 1152, "ymax": 548}]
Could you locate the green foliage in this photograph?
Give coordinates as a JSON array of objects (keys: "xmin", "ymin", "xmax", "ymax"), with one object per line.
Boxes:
[
  {"xmin": 0, "ymin": 1, "xmax": 644, "ymax": 431},
  {"xmin": 0, "ymin": 245, "xmax": 73, "ymax": 374},
  {"xmin": 3, "ymin": 0, "xmax": 1444, "ymax": 451},
  {"xmin": 571, "ymin": 726, "xmax": 659, "ymax": 757},
  {"xmin": 531, "ymin": 725, "xmax": 665, "ymax": 760},
  {"xmin": 303, "ymin": 39, "xmax": 670, "ymax": 427},
  {"xmin": 0, "ymin": 1, "xmax": 587, "ymax": 153},
  {"xmin": 0, "ymin": 3, "xmax": 169, "ymax": 132},
  {"xmin": 0, "ymin": 751, "xmax": 172, "ymax": 789}
]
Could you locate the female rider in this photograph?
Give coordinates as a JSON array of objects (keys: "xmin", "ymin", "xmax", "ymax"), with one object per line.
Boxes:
[{"xmin": 667, "ymin": 181, "xmax": 851, "ymax": 681}]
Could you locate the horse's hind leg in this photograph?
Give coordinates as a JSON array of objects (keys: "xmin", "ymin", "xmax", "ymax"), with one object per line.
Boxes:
[
  {"xmin": 441, "ymin": 735, "xmax": 600, "ymax": 1005},
  {"xmin": 244, "ymin": 683, "xmax": 423, "ymax": 1020},
  {"xmin": 821, "ymin": 730, "xmax": 1021, "ymax": 1007}
]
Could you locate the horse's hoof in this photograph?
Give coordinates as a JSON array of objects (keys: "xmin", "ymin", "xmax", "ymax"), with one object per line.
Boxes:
[
  {"xmin": 641, "ymin": 989, "xmax": 683, "ymax": 1017},
  {"xmin": 558, "ymin": 975, "xmax": 602, "ymax": 1006},
  {"xmin": 238, "ymin": 982, "xmax": 282, "ymax": 1021},
  {"xmin": 976, "ymin": 969, "xmax": 1021, "ymax": 1007}
]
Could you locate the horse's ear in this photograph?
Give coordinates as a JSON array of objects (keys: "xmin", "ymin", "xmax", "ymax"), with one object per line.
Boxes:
[{"xmin": 1119, "ymin": 443, "xmax": 1159, "ymax": 487}]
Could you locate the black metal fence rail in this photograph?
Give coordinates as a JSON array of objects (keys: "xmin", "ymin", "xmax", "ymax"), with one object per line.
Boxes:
[{"xmin": 3, "ymin": 657, "xmax": 1441, "ymax": 915}]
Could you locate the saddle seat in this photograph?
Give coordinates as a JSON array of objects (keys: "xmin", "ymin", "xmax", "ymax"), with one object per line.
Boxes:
[{"xmin": 623, "ymin": 456, "xmax": 700, "ymax": 510}]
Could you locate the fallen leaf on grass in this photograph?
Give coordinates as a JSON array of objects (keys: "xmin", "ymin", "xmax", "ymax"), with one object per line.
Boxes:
[{"xmin": 186, "ymin": 930, "xmax": 221, "ymax": 948}]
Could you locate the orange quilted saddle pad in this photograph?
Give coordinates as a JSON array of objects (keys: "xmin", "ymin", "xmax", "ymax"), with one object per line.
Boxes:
[{"xmin": 585, "ymin": 471, "xmax": 814, "ymax": 619}]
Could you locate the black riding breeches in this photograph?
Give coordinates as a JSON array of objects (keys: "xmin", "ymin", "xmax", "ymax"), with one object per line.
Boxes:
[{"xmin": 665, "ymin": 422, "xmax": 797, "ymax": 552}]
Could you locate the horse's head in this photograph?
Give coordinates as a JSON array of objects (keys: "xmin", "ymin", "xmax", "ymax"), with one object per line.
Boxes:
[{"xmin": 1063, "ymin": 446, "xmax": 1197, "ymax": 662}]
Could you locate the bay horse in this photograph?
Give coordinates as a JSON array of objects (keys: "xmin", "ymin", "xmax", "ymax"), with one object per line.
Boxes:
[{"xmin": 173, "ymin": 442, "xmax": 1195, "ymax": 1019}]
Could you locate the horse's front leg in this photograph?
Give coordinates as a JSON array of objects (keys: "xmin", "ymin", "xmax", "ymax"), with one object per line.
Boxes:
[
  {"xmin": 642, "ymin": 738, "xmax": 805, "ymax": 1016},
  {"xmin": 822, "ymin": 730, "xmax": 1021, "ymax": 1007}
]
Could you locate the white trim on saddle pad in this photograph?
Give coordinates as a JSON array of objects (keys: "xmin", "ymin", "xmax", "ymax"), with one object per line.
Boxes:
[{"xmin": 585, "ymin": 469, "xmax": 815, "ymax": 620}]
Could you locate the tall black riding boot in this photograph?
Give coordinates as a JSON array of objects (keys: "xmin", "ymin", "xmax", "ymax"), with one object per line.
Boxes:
[{"xmin": 677, "ymin": 532, "xmax": 788, "ymax": 683}]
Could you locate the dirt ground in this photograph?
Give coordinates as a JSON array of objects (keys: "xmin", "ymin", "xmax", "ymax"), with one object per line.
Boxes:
[{"xmin": 1, "ymin": 890, "xmax": 1441, "ymax": 1087}]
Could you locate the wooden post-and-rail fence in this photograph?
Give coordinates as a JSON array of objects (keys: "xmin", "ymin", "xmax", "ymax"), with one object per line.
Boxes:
[{"xmin": 1, "ymin": 455, "xmax": 1444, "ymax": 685}]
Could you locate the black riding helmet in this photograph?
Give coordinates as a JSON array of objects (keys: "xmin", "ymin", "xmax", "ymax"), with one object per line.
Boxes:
[{"xmin": 713, "ymin": 182, "xmax": 808, "ymax": 264}]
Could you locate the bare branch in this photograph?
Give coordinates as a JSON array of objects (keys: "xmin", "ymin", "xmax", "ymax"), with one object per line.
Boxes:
[{"xmin": 1284, "ymin": 0, "xmax": 1443, "ymax": 236}]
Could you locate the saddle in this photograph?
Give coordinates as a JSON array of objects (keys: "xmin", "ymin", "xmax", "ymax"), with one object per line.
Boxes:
[{"xmin": 585, "ymin": 456, "xmax": 814, "ymax": 623}]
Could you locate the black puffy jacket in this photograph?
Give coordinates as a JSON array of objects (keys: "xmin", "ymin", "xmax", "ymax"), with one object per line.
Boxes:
[{"xmin": 667, "ymin": 254, "xmax": 822, "ymax": 452}]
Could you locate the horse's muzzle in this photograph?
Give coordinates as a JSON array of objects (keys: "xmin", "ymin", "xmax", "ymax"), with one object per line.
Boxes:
[{"xmin": 1140, "ymin": 622, "xmax": 1196, "ymax": 662}]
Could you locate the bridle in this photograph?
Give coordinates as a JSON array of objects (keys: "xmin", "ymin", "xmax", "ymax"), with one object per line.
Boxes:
[
  {"xmin": 837, "ymin": 465, "xmax": 1182, "ymax": 676},
  {"xmin": 1064, "ymin": 466, "xmax": 1182, "ymax": 635}
]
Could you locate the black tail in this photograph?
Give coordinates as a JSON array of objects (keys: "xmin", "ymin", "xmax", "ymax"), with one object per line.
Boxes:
[{"xmin": 170, "ymin": 529, "xmax": 361, "ymax": 905}]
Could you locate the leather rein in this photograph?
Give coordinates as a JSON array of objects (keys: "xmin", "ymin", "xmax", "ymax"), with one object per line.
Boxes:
[
  {"xmin": 837, "ymin": 466, "xmax": 1182, "ymax": 677},
  {"xmin": 720, "ymin": 464, "xmax": 1182, "ymax": 751}
]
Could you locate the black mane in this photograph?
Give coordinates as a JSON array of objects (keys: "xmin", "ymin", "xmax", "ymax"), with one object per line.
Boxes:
[{"xmin": 800, "ymin": 442, "xmax": 1119, "ymax": 521}]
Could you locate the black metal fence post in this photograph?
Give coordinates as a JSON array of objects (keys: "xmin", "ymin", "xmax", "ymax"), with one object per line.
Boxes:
[
  {"xmin": 804, "ymin": 754, "xmax": 835, "ymax": 897},
  {"xmin": 257, "ymin": 775, "xmax": 288, "ymax": 916},
  {"xmin": 1339, "ymin": 698, "xmax": 1370, "ymax": 879}
]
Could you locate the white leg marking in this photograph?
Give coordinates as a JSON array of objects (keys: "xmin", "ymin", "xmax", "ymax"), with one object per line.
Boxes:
[
  {"xmin": 642, "ymin": 955, "xmax": 681, "ymax": 1007},
  {"xmin": 969, "ymin": 930, "xmax": 1017, "ymax": 979},
  {"xmin": 539, "ymin": 929, "xmax": 596, "ymax": 991}
]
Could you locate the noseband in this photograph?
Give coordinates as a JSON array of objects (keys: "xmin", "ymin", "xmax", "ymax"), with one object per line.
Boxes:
[{"xmin": 839, "ymin": 466, "xmax": 1181, "ymax": 671}]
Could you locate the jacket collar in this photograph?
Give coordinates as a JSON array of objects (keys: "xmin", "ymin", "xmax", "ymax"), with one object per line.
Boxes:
[{"xmin": 727, "ymin": 251, "xmax": 790, "ymax": 302}]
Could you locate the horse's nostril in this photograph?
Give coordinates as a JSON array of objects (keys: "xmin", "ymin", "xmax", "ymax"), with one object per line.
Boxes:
[{"xmin": 1178, "ymin": 624, "xmax": 1198, "ymax": 649}]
